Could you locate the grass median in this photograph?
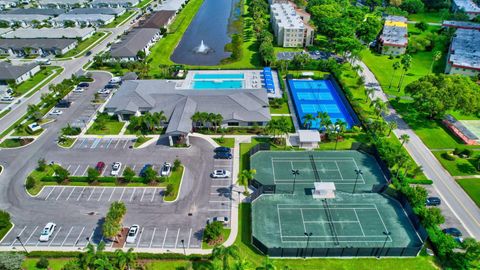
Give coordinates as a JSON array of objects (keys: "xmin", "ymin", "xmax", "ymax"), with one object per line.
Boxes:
[
  {"xmin": 163, "ymin": 166, "xmax": 184, "ymax": 202},
  {"xmin": 58, "ymin": 32, "xmax": 109, "ymax": 58},
  {"xmin": 103, "ymin": 10, "xmax": 136, "ymax": 28}
]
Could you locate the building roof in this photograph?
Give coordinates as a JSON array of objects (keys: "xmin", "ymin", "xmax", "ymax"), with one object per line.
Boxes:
[
  {"xmin": 139, "ymin": 10, "xmax": 176, "ymax": 29},
  {"xmin": 105, "ymin": 80, "xmax": 271, "ymax": 134},
  {"xmin": 0, "ymin": 38, "xmax": 77, "ymax": 50},
  {"xmin": 157, "ymin": 0, "xmax": 185, "ymax": 11},
  {"xmin": 0, "ymin": 61, "xmax": 39, "ymax": 81},
  {"xmin": 2, "ymin": 8, "xmax": 66, "ymax": 15},
  {"xmin": 2, "ymin": 27, "xmax": 95, "ymax": 39},
  {"xmin": 91, "ymin": 0, "xmax": 138, "ymax": 5},
  {"xmin": 298, "ymin": 129, "xmax": 320, "ymax": 143},
  {"xmin": 453, "ymin": 0, "xmax": 480, "ymax": 14},
  {"xmin": 0, "ymin": 14, "xmax": 51, "ymax": 22},
  {"xmin": 53, "ymin": 13, "xmax": 115, "ymax": 22},
  {"xmin": 380, "ymin": 16, "xmax": 408, "ymax": 47},
  {"xmin": 443, "ymin": 20, "xmax": 480, "ymax": 30},
  {"xmin": 38, "ymin": 0, "xmax": 86, "ymax": 4},
  {"xmin": 271, "ymin": 3, "xmax": 305, "ymax": 30},
  {"xmin": 448, "ymin": 28, "xmax": 480, "ymax": 70},
  {"xmin": 122, "ymin": 72, "xmax": 138, "ymax": 81},
  {"xmin": 110, "ymin": 28, "xmax": 159, "ymax": 58},
  {"xmin": 66, "ymin": 7, "xmax": 126, "ymax": 15}
]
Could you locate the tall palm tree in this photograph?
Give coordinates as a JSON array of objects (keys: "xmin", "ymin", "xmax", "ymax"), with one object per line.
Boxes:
[
  {"xmin": 364, "ymin": 88, "xmax": 374, "ymax": 103},
  {"xmin": 266, "ymin": 119, "xmax": 279, "ymax": 138},
  {"xmin": 388, "ymin": 61, "xmax": 401, "ymax": 89},
  {"xmin": 334, "ymin": 119, "xmax": 347, "ymax": 150},
  {"xmin": 371, "ymin": 98, "xmax": 387, "ymax": 118},
  {"xmin": 387, "ymin": 121, "xmax": 397, "ymax": 136},
  {"xmin": 400, "ymin": 134, "xmax": 410, "ymax": 146},
  {"xmin": 212, "ymin": 245, "xmax": 240, "ymax": 270},
  {"xmin": 430, "ymin": 51, "xmax": 442, "ymax": 74},
  {"xmin": 237, "ymin": 169, "xmax": 256, "ymax": 193},
  {"xmin": 114, "ymin": 248, "xmax": 136, "ymax": 270},
  {"xmin": 316, "ymin": 111, "xmax": 330, "ymax": 131},
  {"xmin": 302, "ymin": 113, "xmax": 315, "ymax": 129},
  {"xmin": 200, "ymin": 112, "xmax": 209, "ymax": 128},
  {"xmin": 397, "ymin": 54, "xmax": 412, "ymax": 92},
  {"xmin": 94, "ymin": 258, "xmax": 113, "ymax": 270},
  {"xmin": 153, "ymin": 111, "xmax": 167, "ymax": 127},
  {"xmin": 212, "ymin": 114, "xmax": 224, "ymax": 132},
  {"xmin": 191, "ymin": 111, "xmax": 202, "ymax": 130}
]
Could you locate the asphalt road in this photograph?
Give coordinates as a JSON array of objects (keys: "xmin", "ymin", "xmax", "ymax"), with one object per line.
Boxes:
[{"xmin": 357, "ymin": 60, "xmax": 480, "ymax": 239}]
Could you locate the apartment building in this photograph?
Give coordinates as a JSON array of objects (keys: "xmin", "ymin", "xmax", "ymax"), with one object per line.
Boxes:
[
  {"xmin": 270, "ymin": 3, "xmax": 314, "ymax": 48},
  {"xmin": 452, "ymin": 0, "xmax": 480, "ymax": 19},
  {"xmin": 378, "ymin": 16, "xmax": 408, "ymax": 55},
  {"xmin": 445, "ymin": 28, "xmax": 480, "ymax": 76}
]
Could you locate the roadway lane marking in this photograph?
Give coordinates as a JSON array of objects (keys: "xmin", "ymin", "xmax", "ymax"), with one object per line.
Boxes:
[
  {"xmin": 187, "ymin": 228, "xmax": 192, "ymax": 248},
  {"xmin": 61, "ymin": 227, "xmax": 74, "ymax": 246},
  {"xmin": 136, "ymin": 227, "xmax": 144, "ymax": 248},
  {"xmin": 45, "ymin": 187, "xmax": 56, "ymax": 201},
  {"xmin": 25, "ymin": 226, "xmax": 38, "ymax": 244},
  {"xmin": 87, "ymin": 188, "xmax": 95, "ymax": 201},
  {"xmin": 140, "ymin": 188, "xmax": 146, "ymax": 202},
  {"xmin": 97, "ymin": 188, "xmax": 106, "ymax": 201},
  {"xmin": 55, "ymin": 187, "xmax": 66, "ymax": 201},
  {"xmin": 72, "ymin": 165, "xmax": 81, "ymax": 176},
  {"xmin": 108, "ymin": 187, "xmax": 116, "ymax": 202},
  {"xmin": 149, "ymin": 228, "xmax": 156, "ymax": 248},
  {"xmin": 161, "ymin": 228, "xmax": 168, "ymax": 248},
  {"xmin": 129, "ymin": 188, "xmax": 136, "ymax": 202},
  {"xmin": 10, "ymin": 226, "xmax": 27, "ymax": 246},
  {"xmin": 66, "ymin": 187, "xmax": 76, "ymax": 201},
  {"xmin": 119, "ymin": 188, "xmax": 126, "ymax": 201},
  {"xmin": 74, "ymin": 227, "xmax": 85, "ymax": 246},
  {"xmin": 174, "ymin": 228, "xmax": 180, "ymax": 248},
  {"xmin": 48, "ymin": 227, "xmax": 62, "ymax": 246},
  {"xmin": 151, "ymin": 188, "xmax": 156, "ymax": 202},
  {"xmin": 114, "ymin": 139, "xmax": 121, "ymax": 148},
  {"xmin": 77, "ymin": 187, "xmax": 86, "ymax": 201}
]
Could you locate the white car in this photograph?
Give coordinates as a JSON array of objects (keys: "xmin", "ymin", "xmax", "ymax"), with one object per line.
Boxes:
[
  {"xmin": 211, "ymin": 170, "xmax": 231, "ymax": 178},
  {"xmin": 126, "ymin": 225, "xmax": 140, "ymax": 244},
  {"xmin": 111, "ymin": 162, "xmax": 122, "ymax": 176},
  {"xmin": 39, "ymin": 222, "xmax": 56, "ymax": 242},
  {"xmin": 160, "ymin": 162, "xmax": 172, "ymax": 176},
  {"xmin": 97, "ymin": 89, "xmax": 111, "ymax": 95},
  {"xmin": 49, "ymin": 109, "xmax": 63, "ymax": 116},
  {"xmin": 1, "ymin": 96, "xmax": 14, "ymax": 102},
  {"xmin": 207, "ymin": 216, "xmax": 229, "ymax": 225},
  {"xmin": 110, "ymin": 77, "xmax": 122, "ymax": 84},
  {"xmin": 72, "ymin": 87, "xmax": 84, "ymax": 93}
]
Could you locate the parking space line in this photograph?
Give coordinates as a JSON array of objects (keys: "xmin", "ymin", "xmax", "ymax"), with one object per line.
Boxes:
[
  {"xmin": 140, "ymin": 188, "xmax": 146, "ymax": 202},
  {"xmin": 55, "ymin": 187, "xmax": 66, "ymax": 201},
  {"xmin": 91, "ymin": 138, "xmax": 101, "ymax": 149},
  {"xmin": 151, "ymin": 188, "xmax": 156, "ymax": 202},
  {"xmin": 97, "ymin": 188, "xmax": 106, "ymax": 201},
  {"xmin": 105, "ymin": 139, "xmax": 113, "ymax": 148},
  {"xmin": 45, "ymin": 187, "xmax": 56, "ymax": 200},
  {"xmin": 61, "ymin": 227, "xmax": 74, "ymax": 246},
  {"xmin": 114, "ymin": 139, "xmax": 121, "ymax": 148},
  {"xmin": 48, "ymin": 227, "xmax": 62, "ymax": 246},
  {"xmin": 66, "ymin": 187, "xmax": 76, "ymax": 201},
  {"xmin": 187, "ymin": 228, "xmax": 192, "ymax": 248},
  {"xmin": 66, "ymin": 165, "xmax": 72, "ymax": 172},
  {"xmin": 123, "ymin": 140, "xmax": 129, "ymax": 149},
  {"xmin": 149, "ymin": 228, "xmax": 156, "ymax": 248},
  {"xmin": 212, "ymin": 185, "xmax": 228, "ymax": 188},
  {"xmin": 78, "ymin": 139, "xmax": 87, "ymax": 148},
  {"xmin": 87, "ymin": 188, "xmax": 95, "ymax": 201},
  {"xmin": 74, "ymin": 227, "xmax": 85, "ymax": 246},
  {"xmin": 174, "ymin": 228, "xmax": 180, "ymax": 248},
  {"xmin": 119, "ymin": 188, "xmax": 126, "ymax": 201},
  {"xmin": 136, "ymin": 227, "xmax": 144, "ymax": 248},
  {"xmin": 25, "ymin": 226, "xmax": 38, "ymax": 244},
  {"xmin": 10, "ymin": 226, "xmax": 27, "ymax": 246},
  {"xmin": 132, "ymin": 165, "xmax": 136, "ymax": 171},
  {"xmin": 82, "ymin": 166, "xmax": 88, "ymax": 176},
  {"xmin": 162, "ymin": 228, "xmax": 168, "ymax": 248},
  {"xmin": 72, "ymin": 165, "xmax": 81, "ymax": 176},
  {"xmin": 87, "ymin": 229, "xmax": 95, "ymax": 246},
  {"xmin": 129, "ymin": 188, "xmax": 136, "ymax": 202},
  {"xmin": 77, "ymin": 187, "xmax": 86, "ymax": 201},
  {"xmin": 108, "ymin": 187, "xmax": 116, "ymax": 201}
]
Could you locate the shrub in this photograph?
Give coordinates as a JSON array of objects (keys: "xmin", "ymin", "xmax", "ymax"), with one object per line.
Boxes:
[
  {"xmin": 36, "ymin": 257, "xmax": 49, "ymax": 269},
  {"xmin": 204, "ymin": 221, "xmax": 223, "ymax": 243},
  {"xmin": 37, "ymin": 158, "xmax": 47, "ymax": 172},
  {"xmin": 404, "ymin": 178, "xmax": 433, "ymax": 185},
  {"xmin": 53, "ymin": 166, "xmax": 69, "ymax": 182},
  {"xmin": 86, "ymin": 167, "xmax": 100, "ymax": 183},
  {"xmin": 122, "ymin": 167, "xmax": 135, "ymax": 182},
  {"xmin": 142, "ymin": 166, "xmax": 158, "ymax": 183},
  {"xmin": 461, "ymin": 149, "xmax": 473, "ymax": 158},
  {"xmin": 453, "ymin": 147, "xmax": 462, "ymax": 155},
  {"xmin": 173, "ymin": 159, "xmax": 182, "ymax": 171},
  {"xmin": 441, "ymin": 152, "xmax": 455, "ymax": 161},
  {"xmin": 0, "ymin": 210, "xmax": 11, "ymax": 229},
  {"xmin": 26, "ymin": 176, "xmax": 36, "ymax": 190},
  {"xmin": 165, "ymin": 183, "xmax": 174, "ymax": 197}
]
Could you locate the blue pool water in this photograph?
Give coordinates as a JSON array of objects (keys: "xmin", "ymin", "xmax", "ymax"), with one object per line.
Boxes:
[
  {"xmin": 194, "ymin": 73, "xmax": 244, "ymax": 79},
  {"xmin": 288, "ymin": 79, "xmax": 359, "ymax": 129},
  {"xmin": 193, "ymin": 80, "xmax": 243, "ymax": 89}
]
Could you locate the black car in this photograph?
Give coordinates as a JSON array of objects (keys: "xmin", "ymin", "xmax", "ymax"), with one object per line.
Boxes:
[
  {"xmin": 86, "ymin": 50, "xmax": 92, "ymax": 56},
  {"xmin": 56, "ymin": 99, "xmax": 71, "ymax": 108},
  {"xmin": 443, "ymin": 228, "xmax": 462, "ymax": 237},
  {"xmin": 78, "ymin": 82, "xmax": 89, "ymax": 88},
  {"xmin": 214, "ymin": 147, "xmax": 231, "ymax": 153},
  {"xmin": 426, "ymin": 197, "xmax": 441, "ymax": 206},
  {"xmin": 215, "ymin": 152, "xmax": 232, "ymax": 159},
  {"xmin": 104, "ymin": 84, "xmax": 118, "ymax": 89}
]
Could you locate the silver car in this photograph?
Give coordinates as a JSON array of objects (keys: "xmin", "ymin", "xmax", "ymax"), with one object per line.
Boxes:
[
  {"xmin": 126, "ymin": 225, "xmax": 140, "ymax": 244},
  {"xmin": 39, "ymin": 222, "xmax": 56, "ymax": 242},
  {"xmin": 211, "ymin": 170, "xmax": 231, "ymax": 178}
]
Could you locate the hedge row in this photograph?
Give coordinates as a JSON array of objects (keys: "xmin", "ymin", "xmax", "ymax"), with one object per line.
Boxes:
[
  {"xmin": 26, "ymin": 251, "xmax": 207, "ymax": 260},
  {"xmin": 40, "ymin": 176, "xmax": 155, "ymax": 184}
]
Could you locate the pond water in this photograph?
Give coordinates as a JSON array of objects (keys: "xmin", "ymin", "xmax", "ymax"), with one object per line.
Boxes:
[{"xmin": 170, "ymin": 0, "xmax": 240, "ymax": 66}]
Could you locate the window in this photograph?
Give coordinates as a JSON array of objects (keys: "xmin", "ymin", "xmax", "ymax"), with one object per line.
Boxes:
[{"xmin": 228, "ymin": 122, "xmax": 239, "ymax": 127}]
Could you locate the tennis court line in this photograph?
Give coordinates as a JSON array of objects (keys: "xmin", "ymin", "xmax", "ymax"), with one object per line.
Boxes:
[
  {"xmin": 374, "ymin": 205, "xmax": 392, "ymax": 242},
  {"xmin": 353, "ymin": 209, "xmax": 366, "ymax": 237}
]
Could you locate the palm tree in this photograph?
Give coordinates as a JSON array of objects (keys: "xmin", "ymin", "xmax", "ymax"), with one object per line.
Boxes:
[
  {"xmin": 257, "ymin": 257, "xmax": 276, "ymax": 270},
  {"xmin": 233, "ymin": 258, "xmax": 252, "ymax": 270},
  {"xmin": 302, "ymin": 113, "xmax": 315, "ymax": 129},
  {"xmin": 237, "ymin": 169, "xmax": 256, "ymax": 193},
  {"xmin": 430, "ymin": 51, "xmax": 441, "ymax": 73},
  {"xmin": 213, "ymin": 114, "xmax": 223, "ymax": 132},
  {"xmin": 388, "ymin": 61, "xmax": 401, "ymax": 89},
  {"xmin": 387, "ymin": 121, "xmax": 397, "ymax": 136},
  {"xmin": 316, "ymin": 111, "xmax": 330, "ymax": 131},
  {"xmin": 334, "ymin": 119, "xmax": 346, "ymax": 150},
  {"xmin": 191, "ymin": 111, "xmax": 202, "ymax": 130},
  {"xmin": 266, "ymin": 119, "xmax": 279, "ymax": 138},
  {"xmin": 400, "ymin": 134, "xmax": 410, "ymax": 146},
  {"xmin": 152, "ymin": 111, "xmax": 167, "ymax": 129},
  {"xmin": 212, "ymin": 245, "xmax": 240, "ymax": 270},
  {"xmin": 364, "ymin": 88, "xmax": 374, "ymax": 103},
  {"xmin": 114, "ymin": 248, "xmax": 136, "ymax": 270},
  {"xmin": 371, "ymin": 98, "xmax": 387, "ymax": 118},
  {"xmin": 397, "ymin": 54, "xmax": 412, "ymax": 92},
  {"xmin": 94, "ymin": 258, "xmax": 113, "ymax": 270}
]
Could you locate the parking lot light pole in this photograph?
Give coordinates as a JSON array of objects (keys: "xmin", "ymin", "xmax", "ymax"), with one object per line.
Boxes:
[
  {"xmin": 16, "ymin": 236, "xmax": 28, "ymax": 253},
  {"xmin": 353, "ymin": 169, "xmax": 363, "ymax": 193},
  {"xmin": 292, "ymin": 169, "xmax": 300, "ymax": 194},
  {"xmin": 304, "ymin": 232, "xmax": 312, "ymax": 258},
  {"xmin": 378, "ymin": 231, "xmax": 391, "ymax": 258},
  {"xmin": 180, "ymin": 239, "xmax": 186, "ymax": 255}
]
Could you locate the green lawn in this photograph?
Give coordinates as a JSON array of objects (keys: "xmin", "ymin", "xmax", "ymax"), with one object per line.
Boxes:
[
  {"xmin": 407, "ymin": 11, "xmax": 445, "ymax": 23},
  {"xmin": 163, "ymin": 166, "xmax": 184, "ymax": 202},
  {"xmin": 27, "ymin": 165, "xmax": 56, "ymax": 195},
  {"xmin": 317, "ymin": 132, "xmax": 369, "ymax": 151},
  {"xmin": 433, "ymin": 151, "xmax": 480, "ymax": 176},
  {"xmin": 0, "ymin": 138, "xmax": 33, "ymax": 148},
  {"xmin": 0, "ymin": 108, "xmax": 10, "ymax": 119},
  {"xmin": 457, "ymin": 178, "xmax": 480, "ymax": 207},
  {"xmin": 270, "ymin": 102, "xmax": 290, "ymax": 114},
  {"xmin": 202, "ymin": 228, "xmax": 231, "ymax": 249},
  {"xmin": 22, "ymin": 258, "xmax": 71, "ymax": 270},
  {"xmin": 86, "ymin": 121, "xmax": 125, "ymax": 135},
  {"xmin": 272, "ymin": 115, "xmax": 295, "ymax": 133},
  {"xmin": 13, "ymin": 66, "xmax": 59, "ymax": 97},
  {"xmin": 213, "ymin": 137, "xmax": 235, "ymax": 148},
  {"xmin": 134, "ymin": 136, "xmax": 154, "ymax": 148},
  {"xmin": 103, "ymin": 10, "xmax": 136, "ymax": 28},
  {"xmin": 137, "ymin": 0, "xmax": 152, "ymax": 8},
  {"xmin": 0, "ymin": 222, "xmax": 12, "ymax": 244},
  {"xmin": 58, "ymin": 137, "xmax": 76, "ymax": 148},
  {"xmin": 58, "ymin": 32, "xmax": 108, "ymax": 58}
]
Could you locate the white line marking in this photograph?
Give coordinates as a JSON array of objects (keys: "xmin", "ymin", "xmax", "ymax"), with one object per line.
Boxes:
[
  {"xmin": 66, "ymin": 187, "xmax": 76, "ymax": 201},
  {"xmin": 354, "ymin": 209, "xmax": 365, "ymax": 237},
  {"xmin": 162, "ymin": 228, "xmax": 168, "ymax": 248},
  {"xmin": 174, "ymin": 228, "xmax": 180, "ymax": 248},
  {"xmin": 61, "ymin": 227, "xmax": 74, "ymax": 246},
  {"xmin": 72, "ymin": 165, "xmax": 81, "ymax": 176},
  {"xmin": 25, "ymin": 226, "xmax": 39, "ymax": 244},
  {"xmin": 114, "ymin": 139, "xmax": 121, "ymax": 148},
  {"xmin": 129, "ymin": 188, "xmax": 136, "ymax": 202},
  {"xmin": 119, "ymin": 188, "xmax": 126, "ymax": 201},
  {"xmin": 149, "ymin": 228, "xmax": 156, "ymax": 248},
  {"xmin": 123, "ymin": 140, "xmax": 129, "ymax": 149},
  {"xmin": 108, "ymin": 187, "xmax": 116, "ymax": 201},
  {"xmin": 106, "ymin": 138, "xmax": 113, "ymax": 148},
  {"xmin": 10, "ymin": 226, "xmax": 27, "ymax": 246},
  {"xmin": 48, "ymin": 227, "xmax": 62, "ymax": 246},
  {"xmin": 74, "ymin": 227, "xmax": 85, "ymax": 246},
  {"xmin": 136, "ymin": 227, "xmax": 144, "ymax": 248},
  {"xmin": 82, "ymin": 166, "xmax": 88, "ymax": 176},
  {"xmin": 55, "ymin": 187, "xmax": 66, "ymax": 201},
  {"xmin": 187, "ymin": 228, "xmax": 192, "ymax": 248},
  {"xmin": 300, "ymin": 209, "xmax": 307, "ymax": 232},
  {"xmin": 140, "ymin": 188, "xmax": 146, "ymax": 202},
  {"xmin": 44, "ymin": 187, "xmax": 56, "ymax": 200},
  {"xmin": 76, "ymin": 187, "xmax": 86, "ymax": 201},
  {"xmin": 66, "ymin": 165, "xmax": 72, "ymax": 172},
  {"xmin": 97, "ymin": 188, "xmax": 106, "ymax": 201},
  {"xmin": 87, "ymin": 188, "xmax": 95, "ymax": 201},
  {"xmin": 151, "ymin": 188, "xmax": 156, "ymax": 202}
]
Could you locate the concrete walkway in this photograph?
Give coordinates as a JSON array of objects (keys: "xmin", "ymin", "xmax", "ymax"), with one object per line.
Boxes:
[{"xmin": 356, "ymin": 60, "xmax": 480, "ymax": 239}]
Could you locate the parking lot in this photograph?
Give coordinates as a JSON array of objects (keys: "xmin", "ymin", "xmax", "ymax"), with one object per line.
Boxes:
[
  {"xmin": 57, "ymin": 160, "xmax": 171, "ymax": 177},
  {"xmin": 36, "ymin": 186, "xmax": 164, "ymax": 204},
  {"xmin": 72, "ymin": 138, "xmax": 135, "ymax": 150},
  {"xmin": 207, "ymin": 157, "xmax": 234, "ymax": 225}
]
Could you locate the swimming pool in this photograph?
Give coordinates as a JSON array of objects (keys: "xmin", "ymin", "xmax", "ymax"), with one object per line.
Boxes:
[
  {"xmin": 193, "ymin": 80, "xmax": 243, "ymax": 89},
  {"xmin": 194, "ymin": 73, "xmax": 244, "ymax": 79},
  {"xmin": 288, "ymin": 79, "xmax": 359, "ymax": 129}
]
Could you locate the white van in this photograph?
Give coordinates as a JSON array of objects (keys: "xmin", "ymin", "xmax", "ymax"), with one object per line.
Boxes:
[
  {"xmin": 109, "ymin": 77, "xmax": 122, "ymax": 84},
  {"xmin": 36, "ymin": 58, "xmax": 51, "ymax": 65},
  {"xmin": 27, "ymin": 122, "xmax": 42, "ymax": 133}
]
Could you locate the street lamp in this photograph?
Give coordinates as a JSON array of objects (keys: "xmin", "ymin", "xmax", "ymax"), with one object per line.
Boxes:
[
  {"xmin": 16, "ymin": 236, "xmax": 28, "ymax": 253},
  {"xmin": 180, "ymin": 239, "xmax": 186, "ymax": 255},
  {"xmin": 353, "ymin": 169, "xmax": 363, "ymax": 193},
  {"xmin": 304, "ymin": 232, "xmax": 312, "ymax": 258},
  {"xmin": 291, "ymin": 169, "xmax": 300, "ymax": 194},
  {"xmin": 378, "ymin": 231, "xmax": 391, "ymax": 258}
]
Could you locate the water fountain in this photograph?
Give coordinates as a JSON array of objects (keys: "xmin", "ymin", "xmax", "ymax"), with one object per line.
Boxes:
[{"xmin": 194, "ymin": 40, "xmax": 212, "ymax": 54}]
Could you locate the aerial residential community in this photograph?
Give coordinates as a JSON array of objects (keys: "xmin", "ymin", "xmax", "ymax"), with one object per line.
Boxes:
[{"xmin": 0, "ymin": 0, "xmax": 479, "ymax": 268}]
